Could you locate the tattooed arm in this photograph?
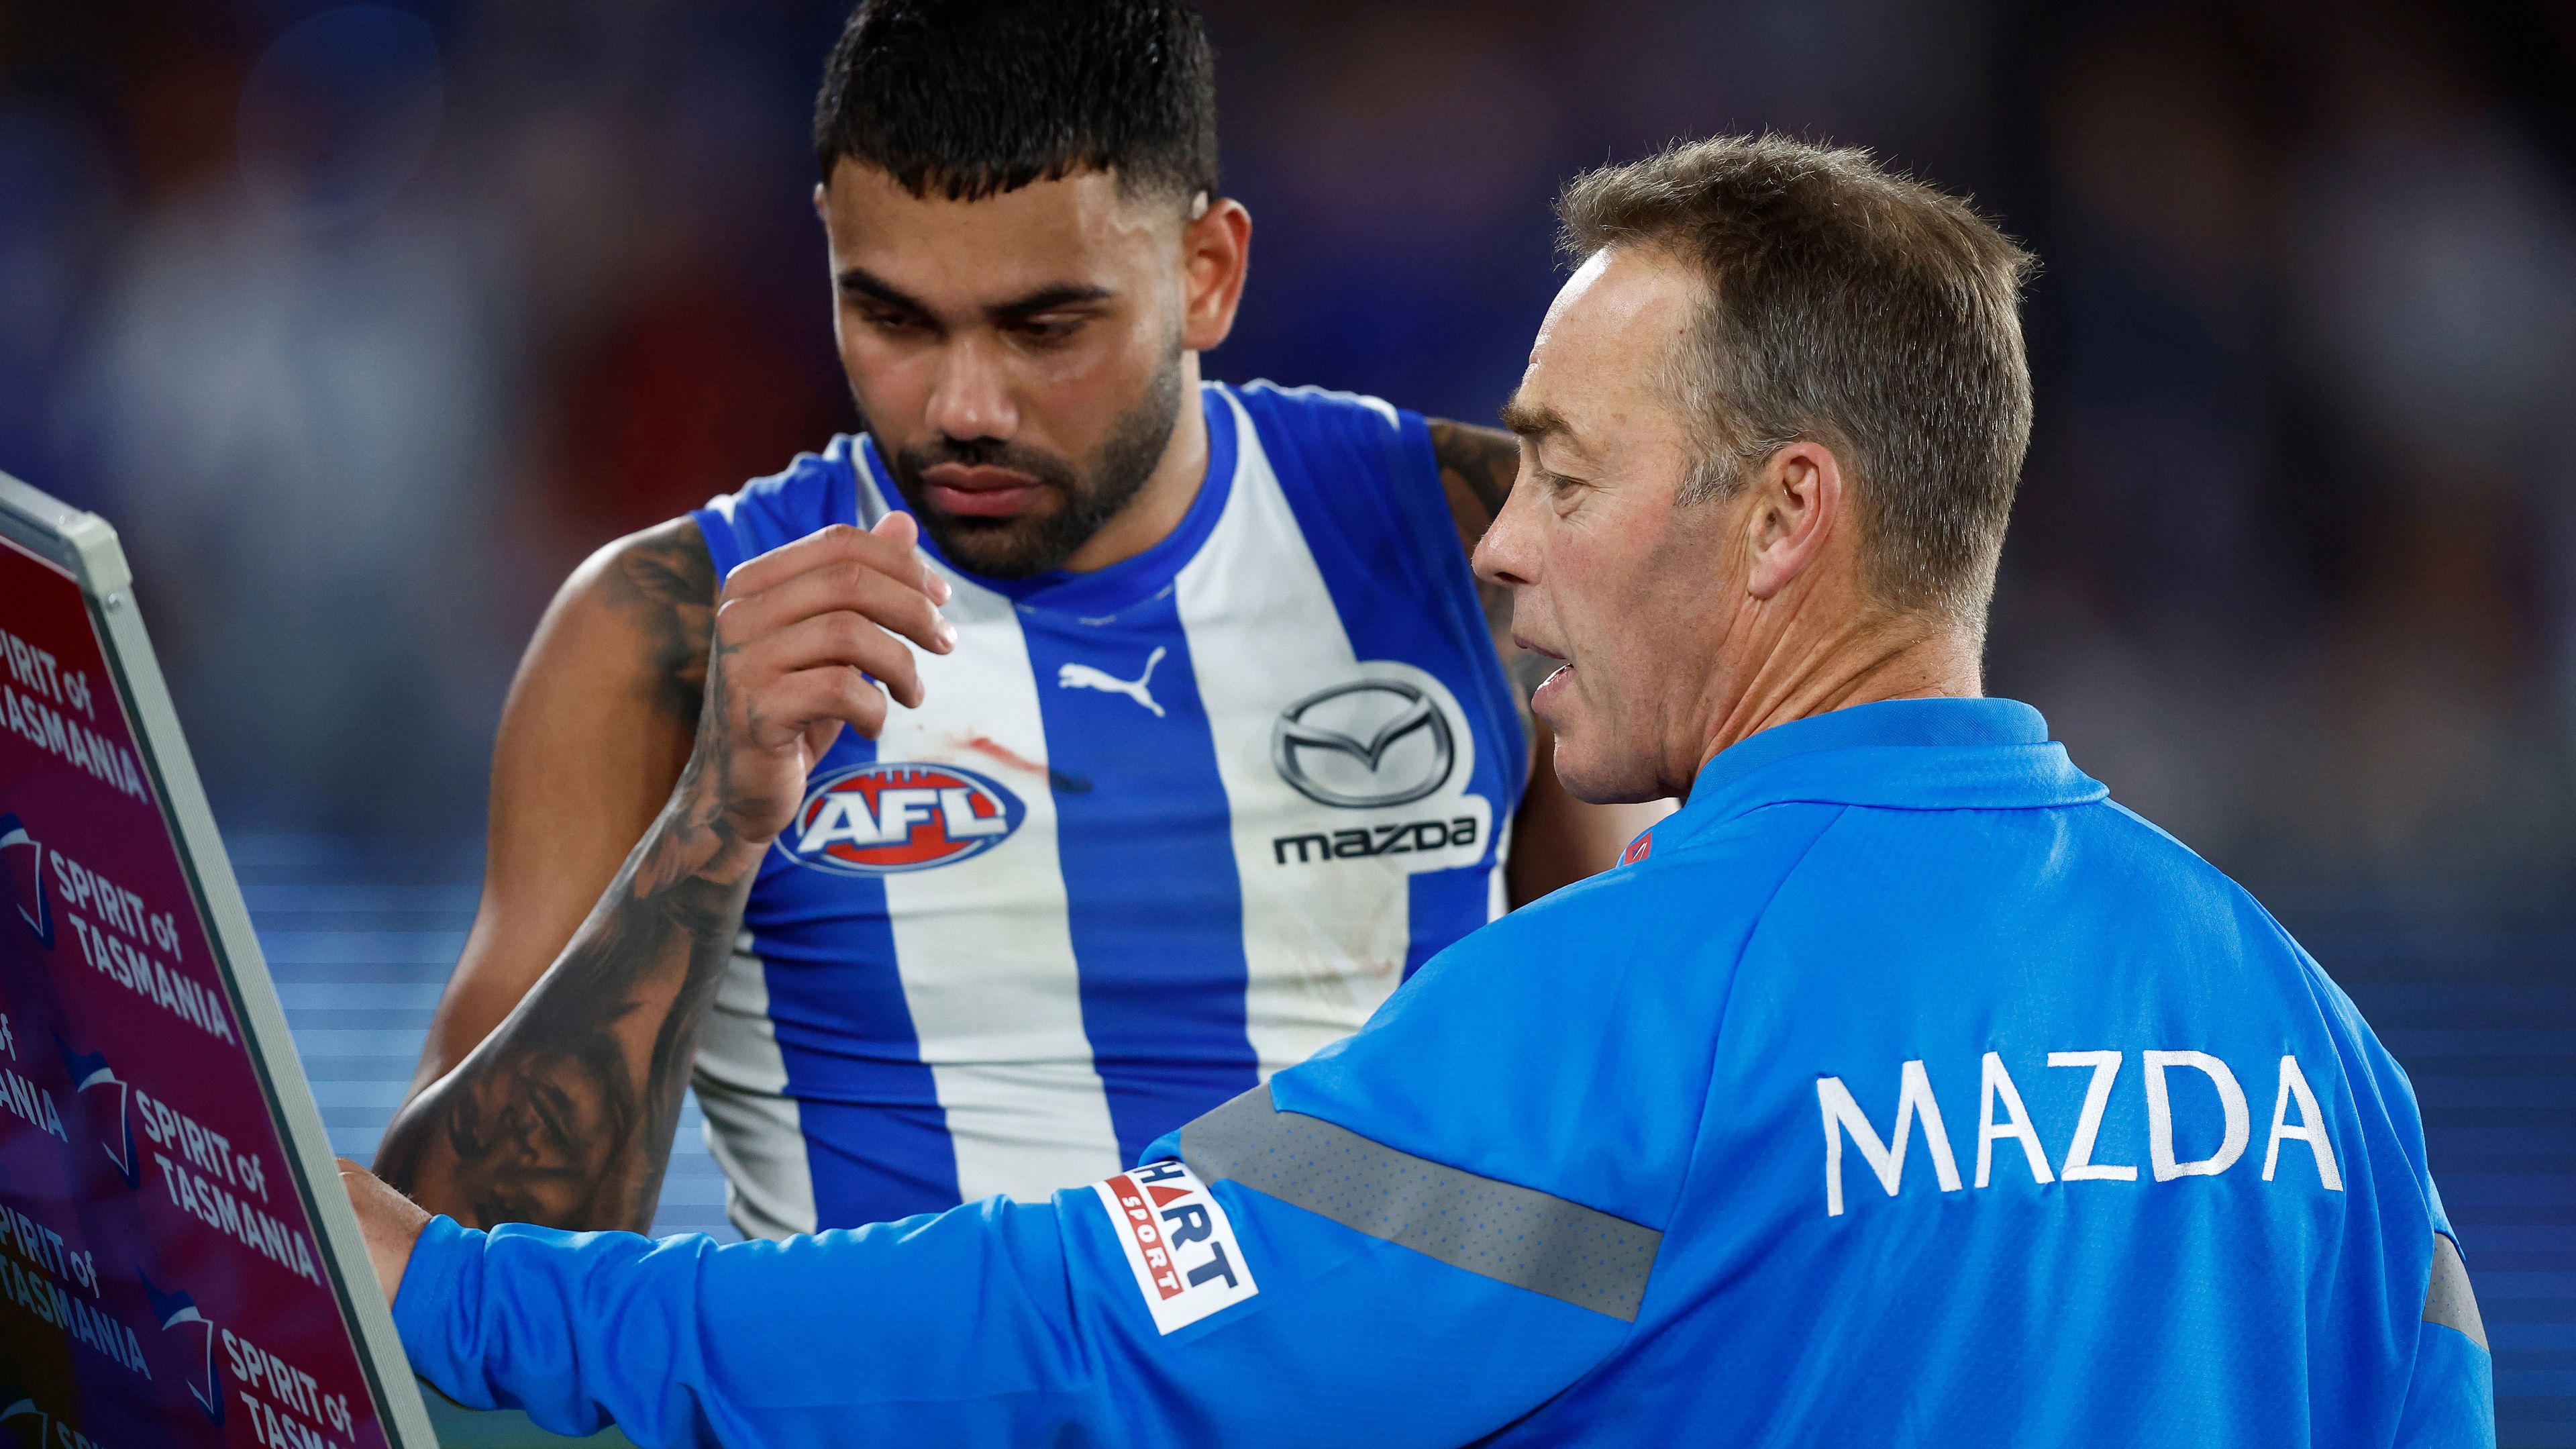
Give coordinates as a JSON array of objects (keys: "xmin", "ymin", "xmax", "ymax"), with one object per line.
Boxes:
[
  {"xmin": 376, "ymin": 517, "xmax": 954, "ymax": 1231},
  {"xmin": 393, "ymin": 519, "xmax": 714, "ymax": 1119},
  {"xmin": 1426, "ymin": 420, "xmax": 1672, "ymax": 903}
]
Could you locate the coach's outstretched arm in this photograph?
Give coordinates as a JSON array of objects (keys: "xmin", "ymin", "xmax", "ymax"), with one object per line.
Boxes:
[
  {"xmin": 343, "ymin": 869, "xmax": 1700, "ymax": 1448},
  {"xmin": 373, "ymin": 518, "xmax": 954, "ymax": 1231},
  {"xmin": 354, "ymin": 1166, "xmax": 1623, "ymax": 1448}
]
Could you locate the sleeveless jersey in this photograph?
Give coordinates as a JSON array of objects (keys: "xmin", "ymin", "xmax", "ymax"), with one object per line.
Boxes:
[{"xmin": 686, "ymin": 381, "xmax": 1527, "ymax": 1237}]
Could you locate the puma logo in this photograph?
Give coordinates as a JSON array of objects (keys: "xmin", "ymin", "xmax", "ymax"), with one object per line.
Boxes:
[{"xmin": 1057, "ymin": 646, "xmax": 1168, "ymax": 717}]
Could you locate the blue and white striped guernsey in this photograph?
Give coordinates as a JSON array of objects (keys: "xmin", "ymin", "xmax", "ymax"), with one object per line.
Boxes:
[{"xmin": 686, "ymin": 381, "xmax": 1527, "ymax": 1236}]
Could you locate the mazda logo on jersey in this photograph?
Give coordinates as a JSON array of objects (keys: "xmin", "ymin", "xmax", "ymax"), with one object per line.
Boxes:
[
  {"xmin": 784, "ymin": 762, "xmax": 1026, "ymax": 876},
  {"xmin": 1271, "ymin": 680, "xmax": 1456, "ymax": 809}
]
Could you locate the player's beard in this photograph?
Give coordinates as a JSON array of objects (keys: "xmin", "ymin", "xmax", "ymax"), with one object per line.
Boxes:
[{"xmin": 881, "ymin": 342, "xmax": 1187, "ymax": 580}]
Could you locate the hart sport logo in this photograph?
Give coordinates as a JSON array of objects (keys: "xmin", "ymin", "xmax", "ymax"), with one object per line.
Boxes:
[
  {"xmin": 0, "ymin": 813, "xmax": 52, "ymax": 950},
  {"xmin": 784, "ymin": 762, "xmax": 1026, "ymax": 877},
  {"xmin": 1089, "ymin": 1158, "xmax": 1258, "ymax": 1335}
]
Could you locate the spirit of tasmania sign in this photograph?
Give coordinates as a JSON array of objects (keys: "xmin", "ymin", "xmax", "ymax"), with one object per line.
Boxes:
[{"xmin": 0, "ymin": 526, "xmax": 410, "ymax": 1449}]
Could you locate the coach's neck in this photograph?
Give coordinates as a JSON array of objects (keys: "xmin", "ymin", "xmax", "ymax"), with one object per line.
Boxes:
[{"xmin": 1688, "ymin": 442, "xmax": 1985, "ymax": 777}]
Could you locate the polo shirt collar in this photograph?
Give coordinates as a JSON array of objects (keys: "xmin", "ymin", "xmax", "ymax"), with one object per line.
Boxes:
[{"xmin": 1657, "ymin": 698, "xmax": 2105, "ymax": 848}]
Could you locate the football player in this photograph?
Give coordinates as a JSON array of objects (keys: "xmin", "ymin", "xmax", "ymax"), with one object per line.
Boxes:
[{"xmin": 374, "ymin": 0, "xmax": 1654, "ymax": 1237}]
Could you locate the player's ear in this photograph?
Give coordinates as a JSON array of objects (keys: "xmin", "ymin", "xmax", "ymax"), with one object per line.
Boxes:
[{"xmin": 1179, "ymin": 194, "xmax": 1251, "ymax": 354}]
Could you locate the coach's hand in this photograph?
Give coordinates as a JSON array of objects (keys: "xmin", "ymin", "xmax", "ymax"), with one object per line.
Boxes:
[
  {"xmin": 689, "ymin": 513, "xmax": 955, "ymax": 852},
  {"xmin": 339, "ymin": 1158, "xmax": 429, "ymax": 1305}
]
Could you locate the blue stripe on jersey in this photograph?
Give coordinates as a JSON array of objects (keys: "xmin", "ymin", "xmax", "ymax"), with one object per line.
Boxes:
[
  {"xmin": 1019, "ymin": 597, "xmax": 1259, "ymax": 1166},
  {"xmin": 1406, "ymin": 870, "xmax": 1491, "ymax": 980},
  {"xmin": 741, "ymin": 634, "xmax": 962, "ymax": 1225},
  {"xmin": 1233, "ymin": 383, "xmax": 1527, "ymax": 970},
  {"xmin": 863, "ymin": 391, "xmax": 1258, "ymax": 1170}
]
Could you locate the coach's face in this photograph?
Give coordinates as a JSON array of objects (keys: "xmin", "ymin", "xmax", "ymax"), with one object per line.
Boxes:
[
  {"xmin": 1476, "ymin": 248, "xmax": 1739, "ymax": 803},
  {"xmin": 817, "ymin": 162, "xmax": 1249, "ymax": 577}
]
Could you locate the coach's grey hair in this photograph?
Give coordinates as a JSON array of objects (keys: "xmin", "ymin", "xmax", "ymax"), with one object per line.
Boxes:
[{"xmin": 1557, "ymin": 134, "xmax": 2036, "ymax": 628}]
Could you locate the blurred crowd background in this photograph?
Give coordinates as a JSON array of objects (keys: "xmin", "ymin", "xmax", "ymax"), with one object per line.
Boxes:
[
  {"xmin": 1, "ymin": 0, "xmax": 2573, "ymax": 923},
  {"xmin": 3, "ymin": 0, "xmax": 2573, "ymax": 1444}
]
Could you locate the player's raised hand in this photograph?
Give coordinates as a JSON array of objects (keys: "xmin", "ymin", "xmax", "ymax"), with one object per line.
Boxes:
[
  {"xmin": 378, "ymin": 519, "xmax": 951, "ymax": 1234},
  {"xmin": 687, "ymin": 513, "xmax": 956, "ymax": 850}
]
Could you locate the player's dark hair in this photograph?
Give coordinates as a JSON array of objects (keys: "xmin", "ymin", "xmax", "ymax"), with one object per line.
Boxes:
[
  {"xmin": 814, "ymin": 0, "xmax": 1219, "ymax": 205},
  {"xmin": 1557, "ymin": 135, "xmax": 2035, "ymax": 628}
]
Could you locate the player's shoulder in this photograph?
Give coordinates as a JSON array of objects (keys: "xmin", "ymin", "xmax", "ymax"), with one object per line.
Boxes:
[
  {"xmin": 1221, "ymin": 378, "xmax": 1435, "ymax": 491},
  {"xmin": 521, "ymin": 515, "xmax": 715, "ymax": 723},
  {"xmin": 701, "ymin": 434, "xmax": 865, "ymax": 528},
  {"xmin": 690, "ymin": 435, "xmax": 868, "ymax": 581},
  {"xmin": 563, "ymin": 515, "xmax": 713, "ymax": 615},
  {"xmin": 1218, "ymin": 379, "xmax": 1484, "ymax": 568},
  {"xmin": 1225, "ymin": 377, "xmax": 1414, "ymax": 441},
  {"xmin": 561, "ymin": 432, "xmax": 867, "ymax": 623},
  {"xmin": 1223, "ymin": 378, "xmax": 1507, "ymax": 475}
]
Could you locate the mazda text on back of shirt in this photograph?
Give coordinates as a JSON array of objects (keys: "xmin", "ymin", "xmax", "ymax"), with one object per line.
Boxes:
[{"xmin": 1816, "ymin": 1048, "xmax": 2344, "ymax": 1216}]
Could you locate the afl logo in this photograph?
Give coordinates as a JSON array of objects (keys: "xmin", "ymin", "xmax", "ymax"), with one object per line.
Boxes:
[
  {"xmin": 1272, "ymin": 680, "xmax": 1456, "ymax": 809},
  {"xmin": 784, "ymin": 762, "xmax": 1025, "ymax": 877}
]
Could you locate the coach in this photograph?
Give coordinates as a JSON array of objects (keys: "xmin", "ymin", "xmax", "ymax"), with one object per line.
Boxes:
[{"xmin": 340, "ymin": 136, "xmax": 2493, "ymax": 1447}]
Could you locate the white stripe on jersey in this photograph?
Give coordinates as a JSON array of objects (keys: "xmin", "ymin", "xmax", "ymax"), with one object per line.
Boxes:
[
  {"xmin": 1179, "ymin": 390, "xmax": 1411, "ymax": 1077},
  {"xmin": 692, "ymin": 931, "xmax": 819, "ymax": 1238},
  {"xmin": 854, "ymin": 472, "xmax": 1127, "ymax": 1202}
]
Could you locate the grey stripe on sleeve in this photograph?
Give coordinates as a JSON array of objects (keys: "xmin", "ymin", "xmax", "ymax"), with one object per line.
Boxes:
[
  {"xmin": 1177, "ymin": 1083, "xmax": 1662, "ymax": 1322},
  {"xmin": 2423, "ymin": 1232, "xmax": 2487, "ymax": 1351}
]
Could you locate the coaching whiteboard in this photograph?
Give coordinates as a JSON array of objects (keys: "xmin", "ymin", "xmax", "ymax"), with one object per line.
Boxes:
[{"xmin": 0, "ymin": 470, "xmax": 433, "ymax": 1449}]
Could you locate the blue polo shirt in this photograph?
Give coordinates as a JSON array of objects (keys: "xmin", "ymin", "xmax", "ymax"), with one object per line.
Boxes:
[{"xmin": 394, "ymin": 699, "xmax": 2492, "ymax": 1447}]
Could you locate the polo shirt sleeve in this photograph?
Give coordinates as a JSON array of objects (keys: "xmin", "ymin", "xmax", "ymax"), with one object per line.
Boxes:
[
  {"xmin": 393, "ymin": 1148, "xmax": 1625, "ymax": 1449},
  {"xmin": 387, "ymin": 817, "xmax": 1832, "ymax": 1448},
  {"xmin": 387, "ymin": 905, "xmax": 1671, "ymax": 1449},
  {"xmin": 2391, "ymin": 1232, "xmax": 2496, "ymax": 1448}
]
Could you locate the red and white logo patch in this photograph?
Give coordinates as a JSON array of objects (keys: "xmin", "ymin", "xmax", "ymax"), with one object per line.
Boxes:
[
  {"xmin": 782, "ymin": 761, "xmax": 1025, "ymax": 877},
  {"xmin": 1089, "ymin": 1160, "xmax": 1258, "ymax": 1335}
]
